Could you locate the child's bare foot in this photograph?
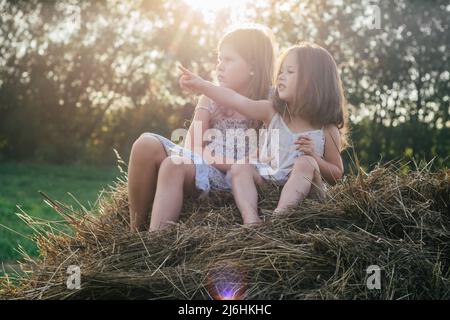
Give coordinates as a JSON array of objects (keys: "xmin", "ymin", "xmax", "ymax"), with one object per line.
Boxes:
[
  {"xmin": 243, "ymin": 217, "xmax": 263, "ymax": 226},
  {"xmin": 273, "ymin": 207, "xmax": 287, "ymax": 216}
]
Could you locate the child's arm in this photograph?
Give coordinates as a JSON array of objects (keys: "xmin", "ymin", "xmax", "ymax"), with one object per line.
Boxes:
[
  {"xmin": 311, "ymin": 125, "xmax": 344, "ymax": 185},
  {"xmin": 179, "ymin": 65, "xmax": 275, "ymax": 124},
  {"xmin": 183, "ymin": 96, "xmax": 240, "ymax": 173},
  {"xmin": 184, "ymin": 95, "xmax": 211, "ymax": 153}
]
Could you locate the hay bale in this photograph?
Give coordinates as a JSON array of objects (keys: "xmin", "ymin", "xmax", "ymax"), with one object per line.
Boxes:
[{"xmin": 1, "ymin": 162, "xmax": 449, "ymax": 300}]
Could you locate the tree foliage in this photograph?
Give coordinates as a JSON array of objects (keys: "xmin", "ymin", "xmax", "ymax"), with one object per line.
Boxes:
[{"xmin": 0, "ymin": 0, "xmax": 448, "ymax": 169}]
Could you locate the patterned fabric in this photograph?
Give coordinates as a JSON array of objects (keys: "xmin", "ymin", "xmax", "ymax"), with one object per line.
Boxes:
[
  {"xmin": 144, "ymin": 100, "xmax": 253, "ymax": 197},
  {"xmin": 206, "ymin": 118, "xmax": 253, "ymax": 163}
]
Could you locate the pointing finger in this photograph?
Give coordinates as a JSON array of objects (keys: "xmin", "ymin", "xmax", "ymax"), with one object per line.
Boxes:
[{"xmin": 178, "ymin": 64, "xmax": 194, "ymax": 76}]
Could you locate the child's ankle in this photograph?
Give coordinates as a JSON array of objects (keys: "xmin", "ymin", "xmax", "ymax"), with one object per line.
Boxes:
[{"xmin": 243, "ymin": 216, "xmax": 262, "ymax": 225}]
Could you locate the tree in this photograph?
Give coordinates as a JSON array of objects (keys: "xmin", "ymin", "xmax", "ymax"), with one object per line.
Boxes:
[{"xmin": 0, "ymin": 0, "xmax": 448, "ymax": 168}]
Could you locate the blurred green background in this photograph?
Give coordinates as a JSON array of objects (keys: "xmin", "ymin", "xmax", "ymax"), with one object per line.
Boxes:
[
  {"xmin": 0, "ymin": 0, "xmax": 448, "ymax": 263},
  {"xmin": 0, "ymin": 162, "xmax": 119, "ymax": 263}
]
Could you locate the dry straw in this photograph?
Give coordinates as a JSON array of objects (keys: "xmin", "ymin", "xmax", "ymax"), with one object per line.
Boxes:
[{"xmin": 1, "ymin": 158, "xmax": 449, "ymax": 299}]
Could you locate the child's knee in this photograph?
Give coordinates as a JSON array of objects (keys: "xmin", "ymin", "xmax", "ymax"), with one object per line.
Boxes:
[
  {"xmin": 293, "ymin": 155, "xmax": 319, "ymax": 173},
  {"xmin": 131, "ymin": 134, "xmax": 165, "ymax": 161},
  {"xmin": 159, "ymin": 156, "xmax": 189, "ymax": 175},
  {"xmin": 230, "ymin": 164, "xmax": 254, "ymax": 179}
]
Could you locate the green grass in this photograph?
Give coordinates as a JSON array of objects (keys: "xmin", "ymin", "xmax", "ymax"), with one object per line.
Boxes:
[{"xmin": 0, "ymin": 162, "xmax": 120, "ymax": 264}]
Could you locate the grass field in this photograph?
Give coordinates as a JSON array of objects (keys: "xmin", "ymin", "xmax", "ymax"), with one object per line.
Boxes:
[{"xmin": 0, "ymin": 162, "xmax": 120, "ymax": 264}]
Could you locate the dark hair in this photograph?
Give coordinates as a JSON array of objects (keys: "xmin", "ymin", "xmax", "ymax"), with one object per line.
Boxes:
[{"xmin": 273, "ymin": 42, "xmax": 350, "ymax": 150}]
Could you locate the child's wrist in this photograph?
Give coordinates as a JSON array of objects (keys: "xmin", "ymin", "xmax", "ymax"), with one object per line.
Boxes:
[{"xmin": 200, "ymin": 79, "xmax": 213, "ymax": 93}]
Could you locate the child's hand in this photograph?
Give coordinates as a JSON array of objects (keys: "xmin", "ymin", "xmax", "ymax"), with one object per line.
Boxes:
[
  {"xmin": 294, "ymin": 135, "xmax": 316, "ymax": 156},
  {"xmin": 178, "ymin": 64, "xmax": 206, "ymax": 94}
]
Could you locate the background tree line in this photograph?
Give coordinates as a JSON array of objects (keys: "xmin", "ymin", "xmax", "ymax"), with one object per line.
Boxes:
[{"xmin": 0, "ymin": 0, "xmax": 448, "ymax": 171}]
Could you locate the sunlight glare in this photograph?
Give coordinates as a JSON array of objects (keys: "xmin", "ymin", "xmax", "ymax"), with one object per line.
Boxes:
[
  {"xmin": 183, "ymin": 0, "xmax": 250, "ymax": 22},
  {"xmin": 184, "ymin": 0, "xmax": 247, "ymax": 12}
]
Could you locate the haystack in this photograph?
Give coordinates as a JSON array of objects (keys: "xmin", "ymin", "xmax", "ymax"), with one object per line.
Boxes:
[{"xmin": 1, "ymin": 160, "xmax": 449, "ymax": 299}]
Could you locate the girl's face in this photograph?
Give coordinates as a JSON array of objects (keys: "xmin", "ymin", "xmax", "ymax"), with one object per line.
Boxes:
[
  {"xmin": 276, "ymin": 51, "xmax": 298, "ymax": 105},
  {"xmin": 216, "ymin": 43, "xmax": 252, "ymax": 95}
]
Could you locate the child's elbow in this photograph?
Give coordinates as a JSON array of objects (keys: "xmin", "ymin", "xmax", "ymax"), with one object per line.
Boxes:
[
  {"xmin": 336, "ymin": 168, "xmax": 344, "ymax": 180},
  {"xmin": 328, "ymin": 170, "xmax": 343, "ymax": 185},
  {"xmin": 334, "ymin": 170, "xmax": 344, "ymax": 182}
]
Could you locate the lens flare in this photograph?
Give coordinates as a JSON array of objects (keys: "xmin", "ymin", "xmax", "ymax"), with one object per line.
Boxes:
[{"xmin": 206, "ymin": 261, "xmax": 247, "ymax": 300}]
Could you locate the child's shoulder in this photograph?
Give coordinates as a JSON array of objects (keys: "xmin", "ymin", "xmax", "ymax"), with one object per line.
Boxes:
[
  {"xmin": 323, "ymin": 123, "xmax": 339, "ymax": 132},
  {"xmin": 323, "ymin": 123, "xmax": 339, "ymax": 133},
  {"xmin": 322, "ymin": 124, "xmax": 340, "ymax": 136},
  {"xmin": 198, "ymin": 95, "xmax": 213, "ymax": 107},
  {"xmin": 323, "ymin": 124, "xmax": 342, "ymax": 147},
  {"xmin": 196, "ymin": 95, "xmax": 217, "ymax": 114}
]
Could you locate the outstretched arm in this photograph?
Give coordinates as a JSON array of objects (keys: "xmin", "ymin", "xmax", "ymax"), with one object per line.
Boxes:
[{"xmin": 179, "ymin": 64, "xmax": 274, "ymax": 124}]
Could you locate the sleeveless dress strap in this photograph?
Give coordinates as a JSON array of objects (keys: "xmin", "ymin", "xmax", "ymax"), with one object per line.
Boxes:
[{"xmin": 196, "ymin": 98, "xmax": 217, "ymax": 113}]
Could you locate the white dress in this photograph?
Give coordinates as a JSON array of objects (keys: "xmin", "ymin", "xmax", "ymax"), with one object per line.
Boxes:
[{"xmin": 242, "ymin": 112, "xmax": 327, "ymax": 200}]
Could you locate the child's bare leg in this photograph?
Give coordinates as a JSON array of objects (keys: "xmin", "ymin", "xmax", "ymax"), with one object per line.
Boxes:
[
  {"xmin": 230, "ymin": 164, "xmax": 265, "ymax": 225},
  {"xmin": 149, "ymin": 156, "xmax": 197, "ymax": 231},
  {"xmin": 275, "ymin": 155, "xmax": 320, "ymax": 215},
  {"xmin": 128, "ymin": 134, "xmax": 167, "ymax": 232}
]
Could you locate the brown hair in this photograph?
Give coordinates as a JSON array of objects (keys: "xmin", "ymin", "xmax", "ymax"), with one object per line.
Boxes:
[
  {"xmin": 219, "ymin": 25, "xmax": 276, "ymax": 101},
  {"xmin": 273, "ymin": 42, "xmax": 350, "ymax": 150},
  {"xmin": 217, "ymin": 25, "xmax": 276, "ymax": 130}
]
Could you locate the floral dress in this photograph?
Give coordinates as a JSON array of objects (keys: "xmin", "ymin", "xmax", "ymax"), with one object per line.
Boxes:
[{"xmin": 144, "ymin": 100, "xmax": 253, "ymax": 197}]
